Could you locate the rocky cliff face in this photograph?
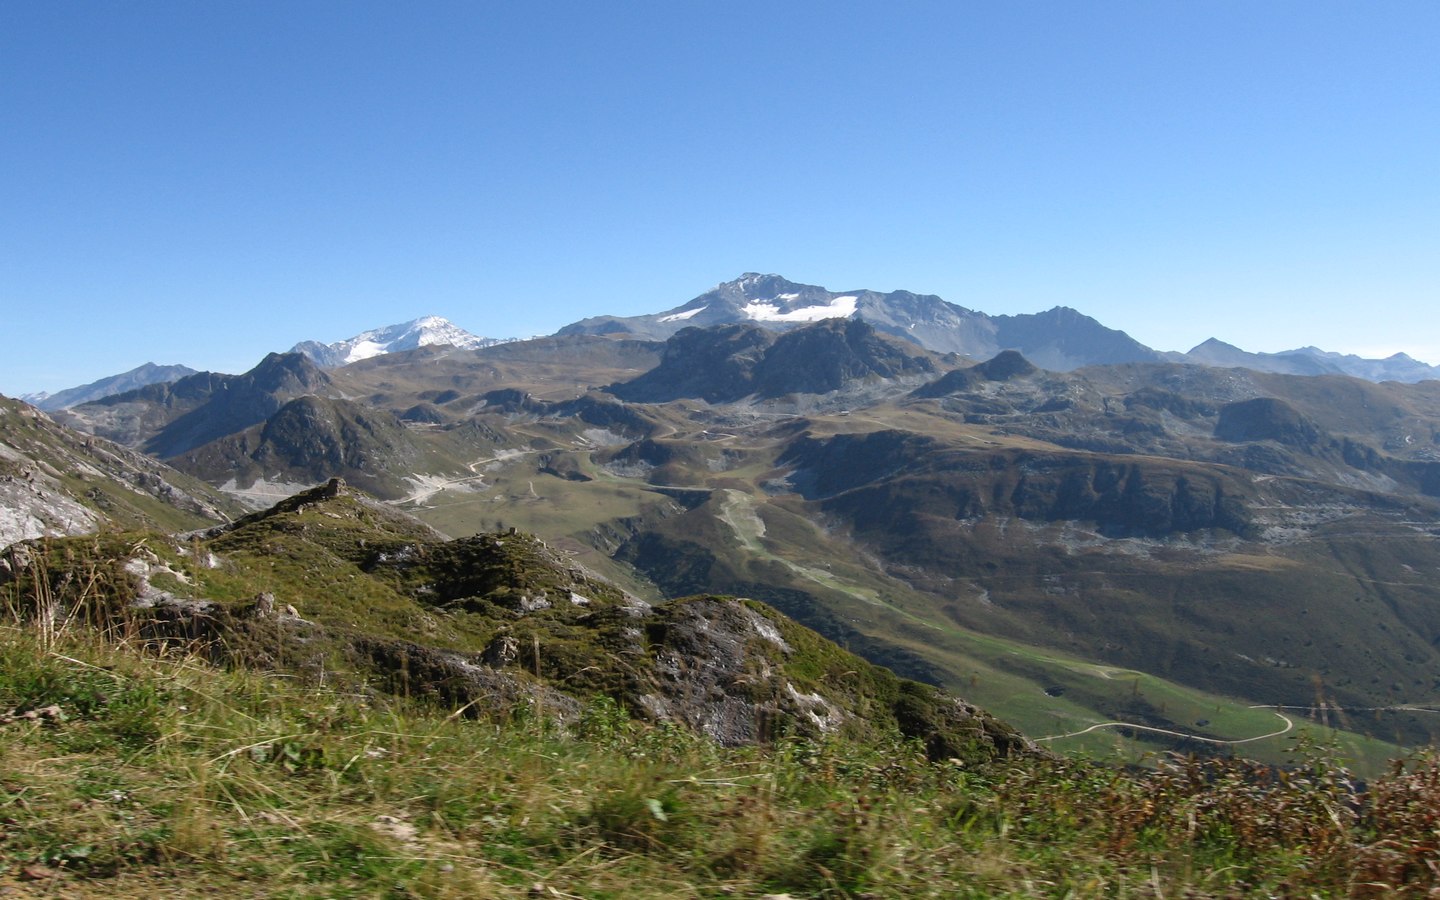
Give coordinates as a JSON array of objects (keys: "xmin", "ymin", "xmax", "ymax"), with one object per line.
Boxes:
[{"xmin": 0, "ymin": 396, "xmax": 238, "ymax": 548}]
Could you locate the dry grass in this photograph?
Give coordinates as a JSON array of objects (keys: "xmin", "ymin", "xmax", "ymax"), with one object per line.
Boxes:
[{"xmin": 5, "ymin": 621, "xmax": 1440, "ymax": 898}]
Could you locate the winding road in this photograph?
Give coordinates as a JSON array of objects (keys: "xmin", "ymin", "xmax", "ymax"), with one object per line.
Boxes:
[{"xmin": 1037, "ymin": 703, "xmax": 1440, "ymax": 746}]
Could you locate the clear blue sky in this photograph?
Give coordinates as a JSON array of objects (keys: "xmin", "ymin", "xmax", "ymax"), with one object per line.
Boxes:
[{"xmin": 3, "ymin": 1, "xmax": 1437, "ymax": 395}]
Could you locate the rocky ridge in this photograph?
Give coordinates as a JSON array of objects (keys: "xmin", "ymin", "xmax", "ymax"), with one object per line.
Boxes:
[{"xmin": 20, "ymin": 362, "xmax": 198, "ymax": 412}]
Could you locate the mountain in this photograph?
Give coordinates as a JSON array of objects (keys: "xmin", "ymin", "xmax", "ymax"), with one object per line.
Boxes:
[
  {"xmin": 0, "ymin": 395, "xmax": 239, "ymax": 548},
  {"xmin": 41, "ymin": 309, "xmax": 1440, "ymax": 765},
  {"xmin": 175, "ymin": 393, "xmax": 484, "ymax": 502},
  {"xmin": 563, "ymin": 273, "xmax": 1439, "ymax": 384},
  {"xmin": 20, "ymin": 362, "xmax": 198, "ymax": 411},
  {"xmin": 560, "ymin": 273, "xmax": 1163, "ymax": 370},
  {"xmin": 61, "ymin": 352, "xmax": 337, "ymax": 460},
  {"xmin": 611, "ymin": 318, "xmax": 943, "ymax": 404},
  {"xmin": 290, "ymin": 315, "xmax": 510, "ymax": 367},
  {"xmin": 1180, "ymin": 339, "xmax": 1440, "ymax": 383},
  {"xmin": 58, "ymin": 352, "xmax": 506, "ymax": 506}
]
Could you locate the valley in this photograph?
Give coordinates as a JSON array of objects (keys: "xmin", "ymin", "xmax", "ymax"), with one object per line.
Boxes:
[{"xmin": 11, "ymin": 278, "xmax": 1440, "ymax": 770}]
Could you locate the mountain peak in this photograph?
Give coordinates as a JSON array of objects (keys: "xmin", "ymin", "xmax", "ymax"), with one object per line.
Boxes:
[
  {"xmin": 290, "ymin": 317, "xmax": 508, "ymax": 367},
  {"xmin": 1189, "ymin": 337, "xmax": 1244, "ymax": 354},
  {"xmin": 561, "ymin": 274, "xmax": 1161, "ymax": 370}
]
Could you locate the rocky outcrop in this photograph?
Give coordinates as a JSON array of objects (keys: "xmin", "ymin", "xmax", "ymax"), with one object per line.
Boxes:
[
  {"xmin": 911, "ymin": 350, "xmax": 1039, "ymax": 398},
  {"xmin": 611, "ymin": 318, "xmax": 939, "ymax": 403},
  {"xmin": 749, "ymin": 318, "xmax": 938, "ymax": 398},
  {"xmin": 0, "ymin": 485, "xmax": 1038, "ymax": 765},
  {"xmin": 1215, "ymin": 397, "xmax": 1325, "ymax": 448},
  {"xmin": 610, "ymin": 324, "xmax": 774, "ymax": 403}
]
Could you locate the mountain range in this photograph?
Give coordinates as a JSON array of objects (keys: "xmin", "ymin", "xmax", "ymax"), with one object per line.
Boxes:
[
  {"xmin": 20, "ymin": 362, "xmax": 199, "ymax": 411},
  {"xmin": 1175, "ymin": 337, "xmax": 1440, "ymax": 382},
  {"xmin": 21, "ymin": 275, "xmax": 1438, "ymax": 408},
  {"xmin": 9, "ymin": 272, "xmax": 1440, "ymax": 768},
  {"xmin": 560, "ymin": 272, "xmax": 1163, "ymax": 371},
  {"xmin": 561, "ymin": 273, "xmax": 1440, "ymax": 382}
]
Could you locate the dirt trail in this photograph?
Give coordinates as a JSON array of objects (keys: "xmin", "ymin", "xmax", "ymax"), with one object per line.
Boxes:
[
  {"xmin": 1039, "ymin": 702, "xmax": 1440, "ymax": 746},
  {"xmin": 1038, "ymin": 710, "xmax": 1294, "ymax": 746}
]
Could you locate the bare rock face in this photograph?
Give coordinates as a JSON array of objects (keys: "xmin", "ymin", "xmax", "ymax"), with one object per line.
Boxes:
[
  {"xmin": 246, "ymin": 592, "xmax": 277, "ymax": 619},
  {"xmin": 0, "ymin": 396, "xmax": 236, "ymax": 549},
  {"xmin": 481, "ymin": 632, "xmax": 520, "ymax": 667},
  {"xmin": 0, "ymin": 465, "xmax": 100, "ymax": 548},
  {"xmin": 639, "ymin": 596, "xmax": 817, "ymax": 746}
]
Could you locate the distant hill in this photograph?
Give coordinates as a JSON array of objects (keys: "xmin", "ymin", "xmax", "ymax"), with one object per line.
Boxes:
[
  {"xmin": 1179, "ymin": 338, "xmax": 1440, "ymax": 383},
  {"xmin": 20, "ymin": 362, "xmax": 198, "ymax": 411},
  {"xmin": 62, "ymin": 352, "xmax": 338, "ymax": 460}
]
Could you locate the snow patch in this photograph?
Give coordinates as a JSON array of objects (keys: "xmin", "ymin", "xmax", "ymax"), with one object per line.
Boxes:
[
  {"xmin": 660, "ymin": 306, "xmax": 706, "ymax": 323},
  {"xmin": 294, "ymin": 316, "xmax": 510, "ymax": 368},
  {"xmin": 344, "ymin": 340, "xmax": 388, "ymax": 364},
  {"xmin": 742, "ymin": 295, "xmax": 859, "ymax": 323}
]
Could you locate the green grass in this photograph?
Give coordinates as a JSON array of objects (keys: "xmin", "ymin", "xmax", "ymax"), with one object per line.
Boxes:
[
  {"xmin": 610, "ymin": 486, "xmax": 1416, "ymax": 773},
  {"xmin": 415, "ymin": 454, "xmax": 671, "ymax": 538},
  {"xmin": 5, "ymin": 625, "xmax": 1440, "ymax": 897}
]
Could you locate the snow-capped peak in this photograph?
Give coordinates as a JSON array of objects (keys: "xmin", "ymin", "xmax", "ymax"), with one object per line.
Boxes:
[{"xmin": 291, "ymin": 317, "xmax": 510, "ymax": 367}]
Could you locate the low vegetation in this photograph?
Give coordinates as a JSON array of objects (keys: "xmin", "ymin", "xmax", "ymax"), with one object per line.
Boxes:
[
  {"xmin": 6, "ymin": 623, "xmax": 1440, "ymax": 897},
  {"xmin": 0, "ymin": 486, "xmax": 1437, "ymax": 897}
]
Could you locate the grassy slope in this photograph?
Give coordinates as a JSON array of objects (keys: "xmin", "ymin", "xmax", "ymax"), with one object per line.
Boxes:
[
  {"xmin": 5, "ymin": 626, "xmax": 1440, "ymax": 898},
  {"xmin": 623, "ymin": 489, "xmax": 1413, "ymax": 774}
]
